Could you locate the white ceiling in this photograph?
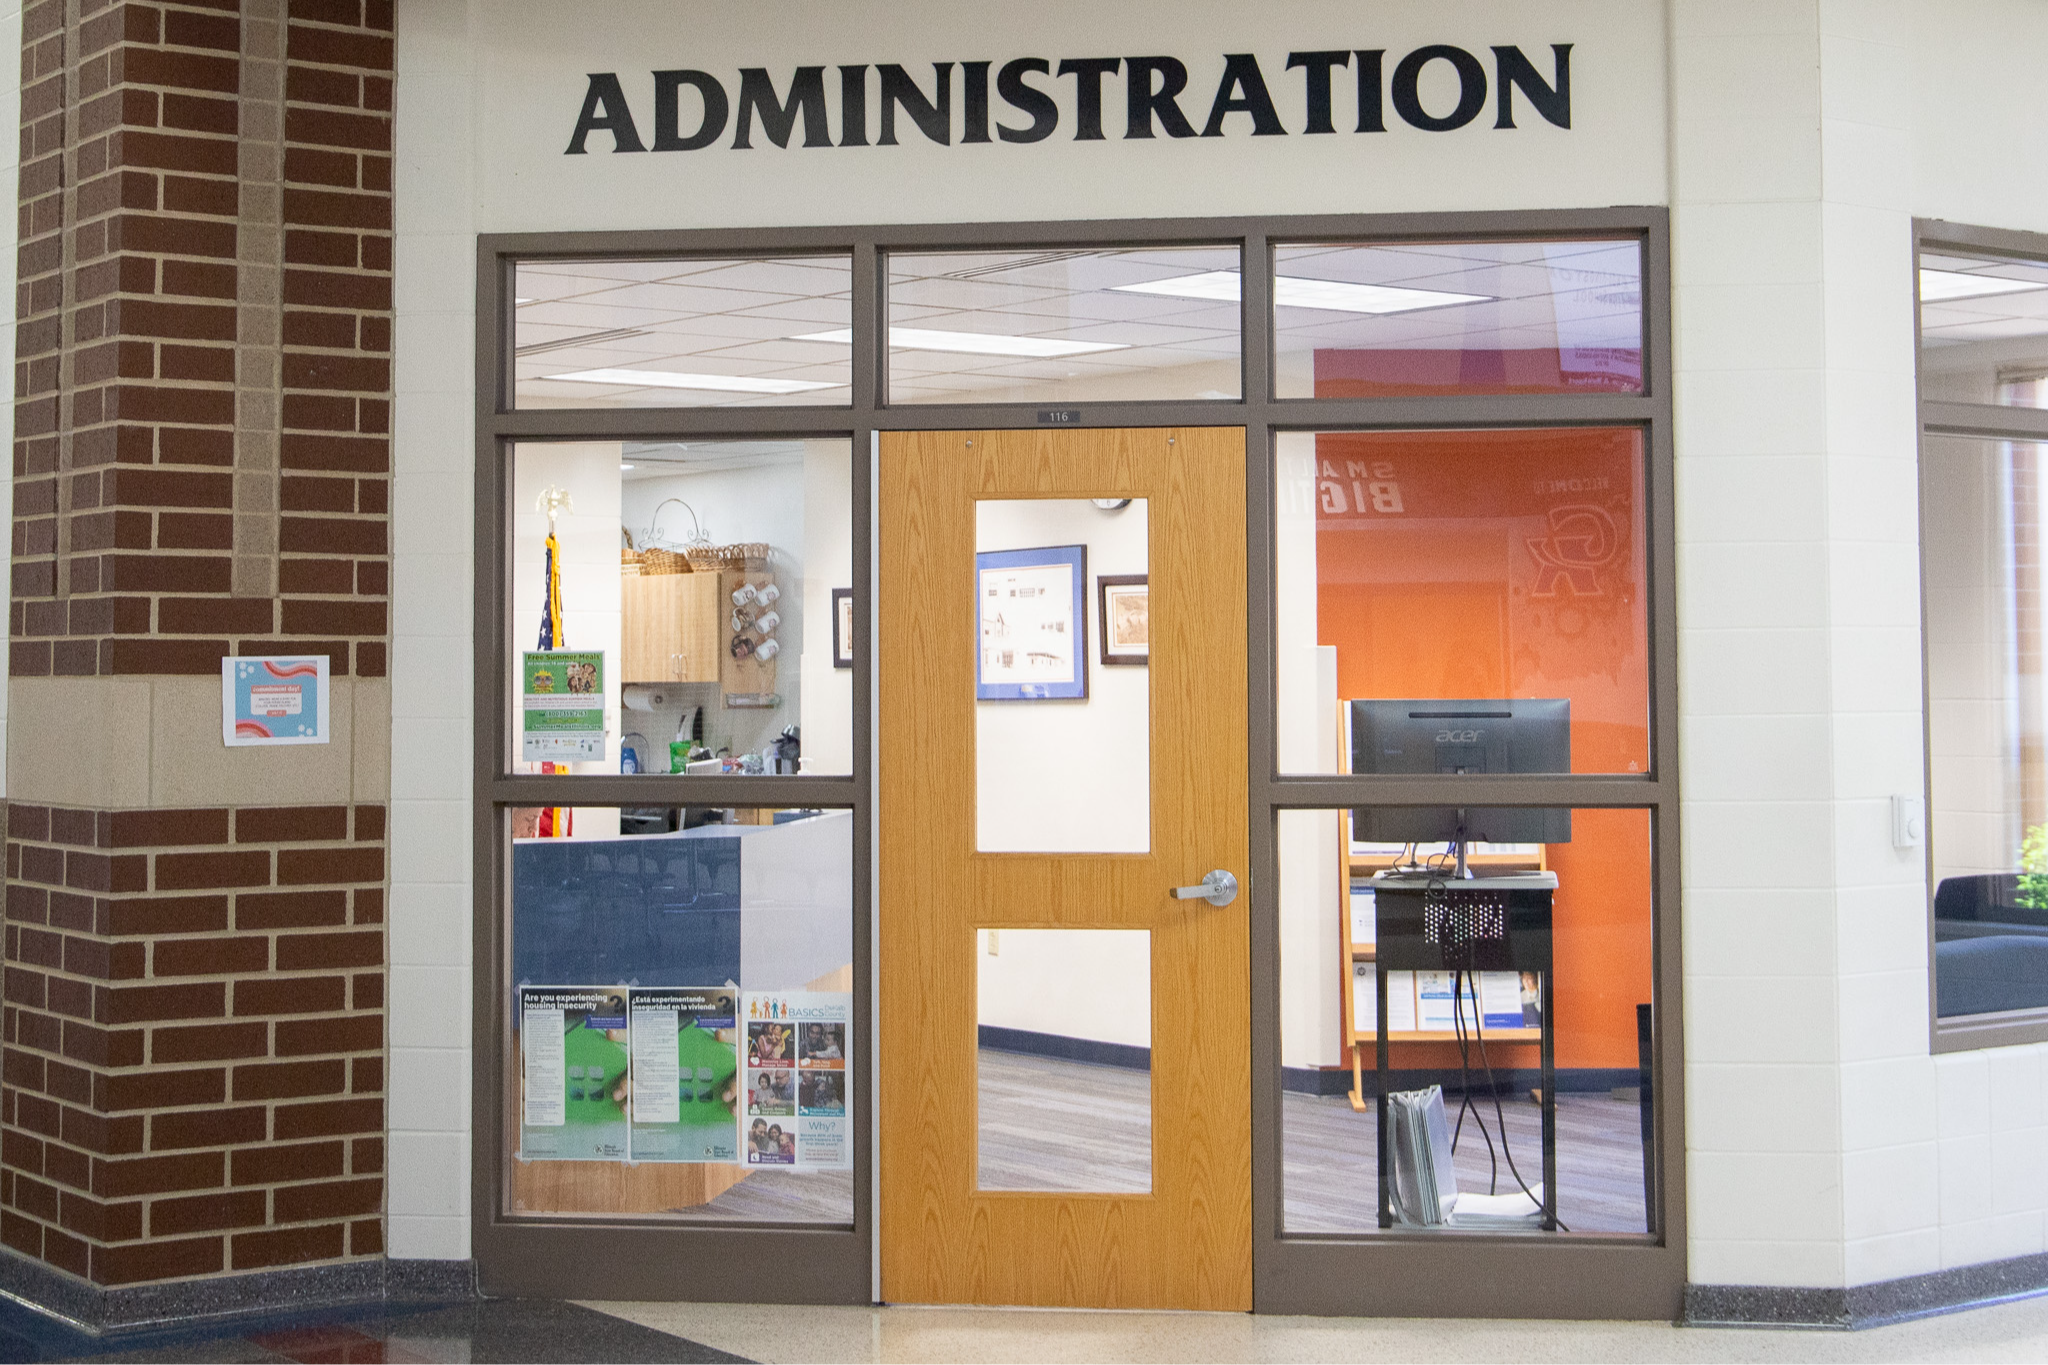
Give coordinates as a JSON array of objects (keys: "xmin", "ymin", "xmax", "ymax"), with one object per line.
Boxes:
[
  {"xmin": 513, "ymin": 240, "xmax": 1647, "ymax": 409},
  {"xmin": 1920, "ymin": 250, "xmax": 2048, "ymax": 350}
]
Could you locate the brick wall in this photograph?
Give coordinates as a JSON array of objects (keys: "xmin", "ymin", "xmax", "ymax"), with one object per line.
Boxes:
[
  {"xmin": 5, "ymin": 0, "xmax": 395, "ymax": 1289},
  {"xmin": 2, "ymin": 801, "xmax": 386, "ymax": 1282},
  {"xmin": 12, "ymin": 0, "xmax": 392, "ymax": 679}
]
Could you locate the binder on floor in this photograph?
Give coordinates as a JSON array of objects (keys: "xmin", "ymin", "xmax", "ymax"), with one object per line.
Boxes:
[{"xmin": 1386, "ymin": 1085, "xmax": 1544, "ymax": 1229}]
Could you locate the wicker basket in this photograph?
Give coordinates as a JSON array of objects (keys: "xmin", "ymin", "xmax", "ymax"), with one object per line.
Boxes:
[
  {"xmin": 641, "ymin": 547, "xmax": 692, "ymax": 576},
  {"xmin": 702, "ymin": 542, "xmax": 771, "ymax": 570}
]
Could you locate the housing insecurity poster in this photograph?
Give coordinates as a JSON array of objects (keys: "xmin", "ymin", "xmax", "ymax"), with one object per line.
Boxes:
[
  {"xmin": 519, "ymin": 987, "xmax": 631, "ymax": 1161},
  {"xmin": 741, "ymin": 991, "xmax": 851, "ymax": 1171},
  {"xmin": 627, "ymin": 987, "xmax": 741, "ymax": 1163}
]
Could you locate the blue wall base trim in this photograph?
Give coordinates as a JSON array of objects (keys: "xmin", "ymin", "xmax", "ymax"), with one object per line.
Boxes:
[
  {"xmin": 977, "ymin": 1024, "xmax": 1149, "ymax": 1071},
  {"xmin": 1685, "ymin": 1251, "xmax": 2048, "ymax": 1330},
  {"xmin": 979, "ymin": 1032, "xmax": 1639, "ymax": 1100},
  {"xmin": 1282, "ymin": 1064, "xmax": 1639, "ymax": 1098}
]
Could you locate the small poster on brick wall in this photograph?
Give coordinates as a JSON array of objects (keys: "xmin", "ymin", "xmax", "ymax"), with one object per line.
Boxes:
[{"xmin": 221, "ymin": 655, "xmax": 331, "ymax": 747}]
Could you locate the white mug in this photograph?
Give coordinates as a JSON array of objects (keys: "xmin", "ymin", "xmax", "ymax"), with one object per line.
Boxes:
[
  {"xmin": 755, "ymin": 610, "xmax": 780, "ymax": 635},
  {"xmin": 756, "ymin": 583, "xmax": 780, "ymax": 606},
  {"xmin": 755, "ymin": 638, "xmax": 780, "ymax": 661},
  {"xmin": 731, "ymin": 584, "xmax": 757, "ymax": 606}
]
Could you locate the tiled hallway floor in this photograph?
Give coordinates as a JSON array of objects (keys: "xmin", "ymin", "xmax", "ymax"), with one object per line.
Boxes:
[
  {"xmin": 590, "ymin": 1293, "xmax": 2048, "ymax": 1365},
  {"xmin": 2, "ymin": 1299, "xmax": 736, "ymax": 1364},
  {"xmin": 5, "ymin": 1290, "xmax": 2048, "ymax": 1363}
]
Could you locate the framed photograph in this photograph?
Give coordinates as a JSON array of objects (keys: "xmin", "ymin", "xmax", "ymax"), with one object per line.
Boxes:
[
  {"xmin": 831, "ymin": 588, "xmax": 854, "ymax": 669},
  {"xmin": 976, "ymin": 543, "xmax": 1088, "ymax": 701},
  {"xmin": 1097, "ymin": 574, "xmax": 1149, "ymax": 666}
]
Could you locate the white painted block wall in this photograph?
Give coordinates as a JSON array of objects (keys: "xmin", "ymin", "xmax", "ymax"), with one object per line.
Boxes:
[
  {"xmin": 388, "ymin": 0, "xmax": 478, "ymax": 1261},
  {"xmin": 1672, "ymin": 0, "xmax": 2048, "ymax": 1289},
  {"xmin": 381, "ymin": 0, "xmax": 2048, "ymax": 1287}
]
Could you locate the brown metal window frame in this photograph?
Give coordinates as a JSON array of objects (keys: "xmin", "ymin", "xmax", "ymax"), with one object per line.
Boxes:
[
  {"xmin": 472, "ymin": 207, "xmax": 1683, "ymax": 1316},
  {"xmin": 1916, "ymin": 217, "xmax": 2048, "ymax": 1054}
]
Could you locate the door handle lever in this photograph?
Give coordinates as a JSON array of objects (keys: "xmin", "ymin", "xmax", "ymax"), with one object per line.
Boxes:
[{"xmin": 1170, "ymin": 869, "xmax": 1239, "ymax": 907}]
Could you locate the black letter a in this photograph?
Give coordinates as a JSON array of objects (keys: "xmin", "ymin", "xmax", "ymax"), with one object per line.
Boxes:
[{"xmin": 566, "ymin": 73, "xmax": 646, "ymax": 154}]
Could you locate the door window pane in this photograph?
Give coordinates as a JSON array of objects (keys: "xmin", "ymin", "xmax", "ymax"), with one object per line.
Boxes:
[
  {"xmin": 975, "ymin": 498, "xmax": 1149, "ymax": 852},
  {"xmin": 1274, "ymin": 429, "xmax": 1649, "ymax": 775},
  {"xmin": 1920, "ymin": 251, "xmax": 2048, "ymax": 407},
  {"xmin": 977, "ymin": 929, "xmax": 1151, "ymax": 1194},
  {"xmin": 1925, "ymin": 437, "xmax": 2048, "ymax": 1018},
  {"xmin": 509, "ymin": 440, "xmax": 853, "ymax": 776},
  {"xmin": 1273, "ymin": 239, "xmax": 1643, "ymax": 398},
  {"xmin": 886, "ymin": 249, "xmax": 1242, "ymax": 404},
  {"xmin": 1278, "ymin": 807, "xmax": 1655, "ymax": 1236},
  {"xmin": 514, "ymin": 256, "xmax": 853, "ymax": 408},
  {"xmin": 507, "ymin": 806, "xmax": 854, "ymax": 1223}
]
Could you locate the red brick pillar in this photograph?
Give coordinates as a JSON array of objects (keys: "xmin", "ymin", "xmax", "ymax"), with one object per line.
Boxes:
[{"xmin": 3, "ymin": 0, "xmax": 398, "ymax": 1312}]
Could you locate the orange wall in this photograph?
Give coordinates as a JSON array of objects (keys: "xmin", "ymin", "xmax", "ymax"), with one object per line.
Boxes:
[{"xmin": 1315, "ymin": 429, "xmax": 1654, "ymax": 1070}]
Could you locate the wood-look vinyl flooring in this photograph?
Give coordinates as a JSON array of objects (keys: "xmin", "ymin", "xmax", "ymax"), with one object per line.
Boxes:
[
  {"xmin": 977, "ymin": 1047, "xmax": 1153, "ymax": 1194},
  {"xmin": 1283, "ymin": 1088, "xmax": 1651, "ymax": 1235},
  {"xmin": 670, "ymin": 1168, "xmax": 854, "ymax": 1223},
  {"xmin": 978, "ymin": 1050, "xmax": 1648, "ymax": 1234},
  {"xmin": 664, "ymin": 1051, "xmax": 1649, "ymax": 1233}
]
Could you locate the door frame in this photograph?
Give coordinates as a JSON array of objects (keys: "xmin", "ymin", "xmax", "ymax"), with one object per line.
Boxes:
[{"xmin": 471, "ymin": 207, "xmax": 1682, "ymax": 1315}]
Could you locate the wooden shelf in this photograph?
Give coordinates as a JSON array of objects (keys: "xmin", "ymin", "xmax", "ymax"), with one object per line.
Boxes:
[
  {"xmin": 1357, "ymin": 1028, "xmax": 1542, "ymax": 1044},
  {"xmin": 1349, "ymin": 853, "xmax": 1544, "ymax": 876}
]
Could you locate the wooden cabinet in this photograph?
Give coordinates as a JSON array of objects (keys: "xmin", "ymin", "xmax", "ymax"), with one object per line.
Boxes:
[{"xmin": 620, "ymin": 571, "xmax": 721, "ymax": 683}]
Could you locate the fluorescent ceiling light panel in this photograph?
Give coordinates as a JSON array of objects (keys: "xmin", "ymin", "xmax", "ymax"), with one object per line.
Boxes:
[
  {"xmin": 544, "ymin": 368, "xmax": 842, "ymax": 394},
  {"xmin": 795, "ymin": 327, "xmax": 1127, "ymax": 357},
  {"xmin": 1920, "ymin": 268, "xmax": 2048, "ymax": 303},
  {"xmin": 1114, "ymin": 270, "xmax": 1489, "ymax": 314}
]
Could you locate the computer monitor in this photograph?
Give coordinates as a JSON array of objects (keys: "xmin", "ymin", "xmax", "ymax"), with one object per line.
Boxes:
[{"xmin": 1349, "ymin": 698, "xmax": 1572, "ymax": 850}]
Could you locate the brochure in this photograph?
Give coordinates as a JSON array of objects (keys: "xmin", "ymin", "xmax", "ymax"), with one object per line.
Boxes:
[
  {"xmin": 1385, "ymin": 970, "xmax": 1418, "ymax": 1032},
  {"xmin": 627, "ymin": 987, "xmax": 740, "ymax": 1164},
  {"xmin": 1352, "ymin": 961, "xmax": 1376, "ymax": 1032},
  {"xmin": 1478, "ymin": 971, "xmax": 1527, "ymax": 1030},
  {"xmin": 1416, "ymin": 970, "xmax": 1480, "ymax": 1032},
  {"xmin": 1348, "ymin": 884, "xmax": 1376, "ymax": 946},
  {"xmin": 519, "ymin": 986, "xmax": 631, "ymax": 1161}
]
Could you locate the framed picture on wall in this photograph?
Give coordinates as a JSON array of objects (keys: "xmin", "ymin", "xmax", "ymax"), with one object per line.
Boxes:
[
  {"xmin": 1097, "ymin": 574, "xmax": 1148, "ymax": 666},
  {"xmin": 832, "ymin": 588, "xmax": 854, "ymax": 668},
  {"xmin": 975, "ymin": 543, "xmax": 1088, "ymax": 701}
]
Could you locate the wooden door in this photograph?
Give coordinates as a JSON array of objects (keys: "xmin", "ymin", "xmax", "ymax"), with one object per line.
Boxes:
[{"xmin": 879, "ymin": 427, "xmax": 1251, "ymax": 1311}]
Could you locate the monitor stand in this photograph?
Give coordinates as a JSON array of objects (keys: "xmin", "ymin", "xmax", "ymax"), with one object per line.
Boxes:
[{"xmin": 1452, "ymin": 810, "xmax": 1475, "ymax": 879}]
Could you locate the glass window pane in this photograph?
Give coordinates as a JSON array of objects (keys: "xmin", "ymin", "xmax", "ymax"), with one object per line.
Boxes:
[
  {"xmin": 514, "ymin": 257, "xmax": 852, "ymax": 408},
  {"xmin": 1925, "ymin": 436, "xmax": 2048, "ymax": 1018},
  {"xmin": 1920, "ymin": 251, "xmax": 2048, "ymax": 408},
  {"xmin": 509, "ymin": 440, "xmax": 853, "ymax": 776},
  {"xmin": 976, "ymin": 498, "xmax": 1149, "ymax": 853},
  {"xmin": 886, "ymin": 248, "xmax": 1241, "ymax": 404},
  {"xmin": 1274, "ymin": 429, "xmax": 1649, "ymax": 775},
  {"xmin": 977, "ymin": 928, "xmax": 1151, "ymax": 1193},
  {"xmin": 1273, "ymin": 239, "xmax": 1643, "ymax": 399},
  {"xmin": 1279, "ymin": 807, "xmax": 1654, "ymax": 1237},
  {"xmin": 507, "ymin": 805, "xmax": 853, "ymax": 1222}
]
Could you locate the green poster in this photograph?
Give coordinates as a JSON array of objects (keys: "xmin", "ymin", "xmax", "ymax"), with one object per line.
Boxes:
[
  {"xmin": 518, "ymin": 987, "xmax": 630, "ymax": 1162},
  {"xmin": 628, "ymin": 988, "xmax": 741, "ymax": 1164},
  {"xmin": 521, "ymin": 650, "xmax": 605, "ymax": 761}
]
